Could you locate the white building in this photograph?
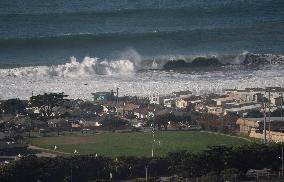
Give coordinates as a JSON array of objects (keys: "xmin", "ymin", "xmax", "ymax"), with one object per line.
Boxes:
[
  {"xmin": 149, "ymin": 94, "xmax": 175, "ymax": 105},
  {"xmin": 224, "ymin": 104, "xmax": 262, "ymax": 116}
]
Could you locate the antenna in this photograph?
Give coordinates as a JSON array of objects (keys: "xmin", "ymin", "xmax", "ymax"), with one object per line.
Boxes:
[
  {"xmin": 116, "ymin": 87, "xmax": 119, "ymax": 105},
  {"xmin": 265, "ymin": 88, "xmax": 272, "ymax": 140},
  {"xmin": 262, "ymin": 96, "xmax": 267, "ymax": 144}
]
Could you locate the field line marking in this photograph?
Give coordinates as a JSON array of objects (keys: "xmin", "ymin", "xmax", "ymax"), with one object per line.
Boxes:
[
  {"xmin": 28, "ymin": 145, "xmax": 72, "ymax": 155},
  {"xmin": 199, "ymin": 131, "xmax": 252, "ymax": 142}
]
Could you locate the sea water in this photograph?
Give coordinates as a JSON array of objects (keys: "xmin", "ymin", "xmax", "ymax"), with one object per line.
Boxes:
[{"xmin": 0, "ymin": 0, "xmax": 284, "ymax": 99}]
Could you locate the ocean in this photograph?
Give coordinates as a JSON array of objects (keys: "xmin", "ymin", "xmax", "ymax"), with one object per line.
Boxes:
[{"xmin": 0, "ymin": 0, "xmax": 284, "ymax": 99}]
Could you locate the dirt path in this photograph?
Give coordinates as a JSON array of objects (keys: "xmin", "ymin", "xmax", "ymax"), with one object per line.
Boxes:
[
  {"xmin": 200, "ymin": 130, "xmax": 252, "ymax": 142},
  {"xmin": 28, "ymin": 145, "xmax": 72, "ymax": 156}
]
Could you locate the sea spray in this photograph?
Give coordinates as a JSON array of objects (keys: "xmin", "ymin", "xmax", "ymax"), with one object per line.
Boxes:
[
  {"xmin": 0, "ymin": 56, "xmax": 135, "ymax": 77},
  {"xmin": 1, "ymin": 52, "xmax": 284, "ymax": 78}
]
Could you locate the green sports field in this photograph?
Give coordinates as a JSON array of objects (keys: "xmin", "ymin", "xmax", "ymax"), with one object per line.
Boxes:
[{"xmin": 31, "ymin": 131, "xmax": 251, "ymax": 157}]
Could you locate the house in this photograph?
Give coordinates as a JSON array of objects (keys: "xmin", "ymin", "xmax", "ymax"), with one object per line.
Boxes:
[
  {"xmin": 176, "ymin": 99, "xmax": 189, "ymax": 109},
  {"xmin": 149, "ymin": 91, "xmax": 192, "ymax": 107},
  {"xmin": 224, "ymin": 104, "xmax": 262, "ymax": 116},
  {"xmin": 236, "ymin": 117, "xmax": 284, "ymax": 142},
  {"xmin": 163, "ymin": 98, "xmax": 175, "ymax": 108},
  {"xmin": 226, "ymin": 89, "xmax": 263, "ymax": 103},
  {"xmin": 236, "ymin": 118, "xmax": 260, "ymax": 135},
  {"xmin": 225, "ymin": 87, "xmax": 284, "ymax": 104},
  {"xmin": 133, "ymin": 107, "xmax": 155, "ymax": 119},
  {"xmin": 79, "ymin": 118, "xmax": 102, "ymax": 127},
  {"xmin": 207, "ymin": 106, "xmax": 223, "ymax": 115},
  {"xmin": 149, "ymin": 94, "xmax": 175, "ymax": 105},
  {"xmin": 189, "ymin": 99, "xmax": 206, "ymax": 112},
  {"xmin": 47, "ymin": 118, "xmax": 68, "ymax": 127},
  {"xmin": 264, "ymin": 87, "xmax": 284, "ymax": 99},
  {"xmin": 117, "ymin": 104, "xmax": 140, "ymax": 117},
  {"xmin": 212, "ymin": 97, "xmax": 235, "ymax": 107},
  {"xmin": 173, "ymin": 90, "xmax": 192, "ymax": 98}
]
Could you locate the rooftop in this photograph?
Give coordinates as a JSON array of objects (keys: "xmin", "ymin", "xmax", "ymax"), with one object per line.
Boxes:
[
  {"xmin": 242, "ymin": 117, "xmax": 284, "ymax": 122},
  {"xmin": 173, "ymin": 90, "xmax": 192, "ymax": 97},
  {"xmin": 225, "ymin": 104, "xmax": 262, "ymax": 112}
]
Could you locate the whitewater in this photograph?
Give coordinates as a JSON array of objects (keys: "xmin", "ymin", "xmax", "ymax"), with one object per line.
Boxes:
[
  {"xmin": 1, "ymin": 53, "xmax": 284, "ymax": 100},
  {"xmin": 1, "ymin": 0, "xmax": 284, "ymax": 100}
]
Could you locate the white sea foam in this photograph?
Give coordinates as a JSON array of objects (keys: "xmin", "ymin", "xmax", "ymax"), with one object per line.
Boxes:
[
  {"xmin": 1, "ymin": 52, "xmax": 284, "ymax": 100},
  {"xmin": 1, "ymin": 63, "xmax": 284, "ymax": 100},
  {"xmin": 0, "ymin": 56, "xmax": 135, "ymax": 77}
]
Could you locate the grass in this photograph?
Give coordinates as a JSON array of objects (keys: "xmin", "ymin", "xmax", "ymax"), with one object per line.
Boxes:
[{"xmin": 31, "ymin": 131, "xmax": 251, "ymax": 157}]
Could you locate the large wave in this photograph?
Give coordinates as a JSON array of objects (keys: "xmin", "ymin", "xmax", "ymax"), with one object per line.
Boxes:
[
  {"xmin": 0, "ymin": 57, "xmax": 135, "ymax": 77},
  {"xmin": 160, "ymin": 51, "xmax": 284, "ymax": 69},
  {"xmin": 1, "ymin": 51, "xmax": 284, "ymax": 78}
]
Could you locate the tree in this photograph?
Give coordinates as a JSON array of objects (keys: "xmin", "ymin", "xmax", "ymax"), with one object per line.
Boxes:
[
  {"xmin": 244, "ymin": 109, "xmax": 263, "ymax": 118},
  {"xmin": 79, "ymin": 102, "xmax": 103, "ymax": 114},
  {"xmin": 219, "ymin": 113, "xmax": 239, "ymax": 133},
  {"xmin": 150, "ymin": 113, "xmax": 175, "ymax": 131},
  {"xmin": 172, "ymin": 114, "xmax": 192, "ymax": 130},
  {"xmin": 2, "ymin": 98, "xmax": 27, "ymax": 115},
  {"xmin": 30, "ymin": 93, "xmax": 68, "ymax": 119},
  {"xmin": 100, "ymin": 116, "xmax": 129, "ymax": 130}
]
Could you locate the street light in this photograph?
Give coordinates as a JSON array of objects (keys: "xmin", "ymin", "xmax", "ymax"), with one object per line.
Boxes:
[
  {"xmin": 150, "ymin": 123, "xmax": 155, "ymax": 157},
  {"xmin": 145, "ymin": 166, "xmax": 148, "ymax": 181},
  {"xmin": 71, "ymin": 149, "xmax": 79, "ymax": 182},
  {"xmin": 280, "ymin": 93, "xmax": 283, "ymax": 121},
  {"xmin": 277, "ymin": 141, "xmax": 283, "ymax": 177},
  {"xmin": 262, "ymin": 97, "xmax": 267, "ymax": 144},
  {"xmin": 150, "ymin": 123, "xmax": 161, "ymax": 157},
  {"xmin": 281, "ymin": 145, "xmax": 283, "ymax": 177}
]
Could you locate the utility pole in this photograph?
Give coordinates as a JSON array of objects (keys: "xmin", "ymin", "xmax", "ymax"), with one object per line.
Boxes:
[
  {"xmin": 71, "ymin": 161, "xmax": 73, "ymax": 182},
  {"xmin": 281, "ymin": 143, "xmax": 283, "ymax": 177},
  {"xmin": 116, "ymin": 87, "xmax": 119, "ymax": 105},
  {"xmin": 280, "ymin": 93, "xmax": 283, "ymax": 121},
  {"xmin": 151, "ymin": 123, "xmax": 155, "ymax": 157},
  {"xmin": 145, "ymin": 166, "xmax": 148, "ymax": 181},
  {"xmin": 263, "ymin": 97, "xmax": 267, "ymax": 144},
  {"xmin": 265, "ymin": 88, "xmax": 272, "ymax": 140}
]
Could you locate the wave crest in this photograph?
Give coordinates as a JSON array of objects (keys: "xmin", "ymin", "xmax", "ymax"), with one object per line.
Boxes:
[
  {"xmin": 1, "ymin": 51, "xmax": 284, "ymax": 78},
  {"xmin": 0, "ymin": 57, "xmax": 135, "ymax": 77}
]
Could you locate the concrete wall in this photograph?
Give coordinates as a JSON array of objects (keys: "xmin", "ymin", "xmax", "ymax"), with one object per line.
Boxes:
[
  {"xmin": 236, "ymin": 118, "xmax": 259, "ymax": 134},
  {"xmin": 249, "ymin": 128, "xmax": 284, "ymax": 142}
]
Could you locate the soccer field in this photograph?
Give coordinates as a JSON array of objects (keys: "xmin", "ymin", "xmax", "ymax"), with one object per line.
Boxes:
[{"xmin": 31, "ymin": 131, "xmax": 250, "ymax": 157}]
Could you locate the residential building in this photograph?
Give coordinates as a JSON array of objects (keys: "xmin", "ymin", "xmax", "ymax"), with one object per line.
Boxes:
[
  {"xmin": 92, "ymin": 90, "xmax": 116, "ymax": 103},
  {"xmin": 133, "ymin": 107, "xmax": 155, "ymax": 119},
  {"xmin": 173, "ymin": 90, "xmax": 192, "ymax": 98},
  {"xmin": 116, "ymin": 104, "xmax": 140, "ymax": 117},
  {"xmin": 226, "ymin": 89, "xmax": 263, "ymax": 103},
  {"xmin": 207, "ymin": 106, "xmax": 223, "ymax": 115},
  {"xmin": 236, "ymin": 117, "xmax": 284, "ymax": 142},
  {"xmin": 176, "ymin": 99, "xmax": 188, "ymax": 109},
  {"xmin": 224, "ymin": 104, "xmax": 262, "ymax": 116},
  {"xmin": 149, "ymin": 94, "xmax": 175, "ymax": 105},
  {"xmin": 164, "ymin": 98, "xmax": 175, "ymax": 108},
  {"xmin": 213, "ymin": 97, "xmax": 235, "ymax": 107}
]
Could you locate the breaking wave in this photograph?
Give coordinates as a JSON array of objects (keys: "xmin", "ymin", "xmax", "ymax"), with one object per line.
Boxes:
[
  {"xmin": 157, "ymin": 52, "xmax": 284, "ymax": 70},
  {"xmin": 0, "ymin": 57, "xmax": 135, "ymax": 77},
  {"xmin": 1, "ymin": 51, "xmax": 284, "ymax": 78}
]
